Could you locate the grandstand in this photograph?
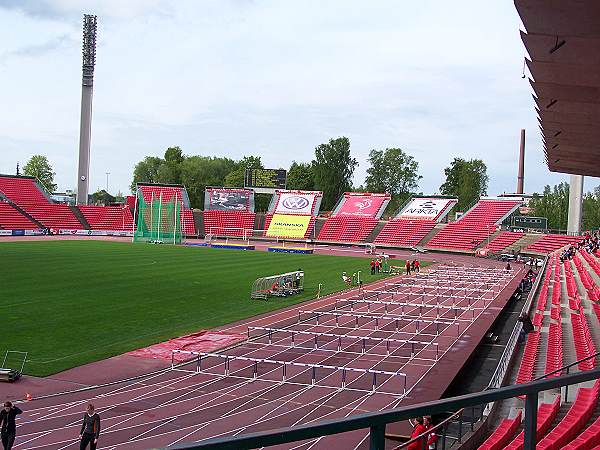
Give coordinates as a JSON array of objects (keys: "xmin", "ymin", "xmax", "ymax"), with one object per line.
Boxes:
[
  {"xmin": 482, "ymin": 230, "xmax": 526, "ymax": 254},
  {"xmin": 135, "ymin": 183, "xmax": 196, "ymax": 235},
  {"xmin": 263, "ymin": 189, "xmax": 322, "ymax": 239},
  {"xmin": 317, "ymin": 192, "xmax": 390, "ymax": 242},
  {"xmin": 0, "ymin": 175, "xmax": 84, "ymax": 230},
  {"xmin": 481, "ymin": 247, "xmax": 600, "ymax": 450},
  {"xmin": 79, "ymin": 205, "xmax": 133, "ymax": 231},
  {"xmin": 203, "ymin": 188, "xmax": 255, "ymax": 237},
  {"xmin": 374, "ymin": 197, "xmax": 456, "ymax": 247},
  {"xmin": 426, "ymin": 198, "xmax": 522, "ymax": 251},
  {"xmin": 524, "ymin": 233, "xmax": 582, "ymax": 255}
]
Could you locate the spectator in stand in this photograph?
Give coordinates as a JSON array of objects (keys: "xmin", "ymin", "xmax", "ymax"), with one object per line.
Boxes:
[
  {"xmin": 1, "ymin": 401, "xmax": 22, "ymax": 450},
  {"xmin": 370, "ymin": 259, "xmax": 376, "ymax": 275},
  {"xmin": 423, "ymin": 416, "xmax": 438, "ymax": 450},
  {"xmin": 405, "ymin": 259, "xmax": 411, "ymax": 275},
  {"xmin": 79, "ymin": 404, "xmax": 100, "ymax": 450}
]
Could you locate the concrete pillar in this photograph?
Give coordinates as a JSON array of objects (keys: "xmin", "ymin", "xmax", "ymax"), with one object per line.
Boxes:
[
  {"xmin": 517, "ymin": 129, "xmax": 525, "ymax": 194},
  {"xmin": 567, "ymin": 174, "xmax": 584, "ymax": 234},
  {"xmin": 76, "ymin": 85, "xmax": 93, "ymax": 205}
]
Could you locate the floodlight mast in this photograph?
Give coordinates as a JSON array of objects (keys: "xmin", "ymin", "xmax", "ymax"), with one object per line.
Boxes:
[{"xmin": 76, "ymin": 14, "xmax": 97, "ymax": 205}]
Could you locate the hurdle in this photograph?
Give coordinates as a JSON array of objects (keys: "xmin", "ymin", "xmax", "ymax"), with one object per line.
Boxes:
[
  {"xmin": 171, "ymin": 350, "xmax": 407, "ymax": 395},
  {"xmin": 298, "ymin": 310, "xmax": 462, "ymax": 336},
  {"xmin": 247, "ymin": 326, "xmax": 440, "ymax": 359},
  {"xmin": 334, "ymin": 298, "xmax": 478, "ymax": 319}
]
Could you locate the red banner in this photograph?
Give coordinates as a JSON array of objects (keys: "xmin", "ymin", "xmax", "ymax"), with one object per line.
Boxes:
[{"xmin": 337, "ymin": 195, "xmax": 386, "ymax": 217}]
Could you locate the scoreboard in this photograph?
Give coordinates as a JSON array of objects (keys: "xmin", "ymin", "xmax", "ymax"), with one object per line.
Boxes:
[{"xmin": 244, "ymin": 168, "xmax": 287, "ymax": 191}]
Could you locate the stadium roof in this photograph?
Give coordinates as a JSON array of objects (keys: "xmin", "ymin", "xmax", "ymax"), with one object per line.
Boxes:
[{"xmin": 515, "ymin": 0, "xmax": 600, "ymax": 177}]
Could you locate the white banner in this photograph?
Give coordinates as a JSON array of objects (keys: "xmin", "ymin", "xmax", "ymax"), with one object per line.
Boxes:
[
  {"xmin": 399, "ymin": 198, "xmax": 455, "ymax": 220},
  {"xmin": 58, "ymin": 229, "xmax": 133, "ymax": 237},
  {"xmin": 0, "ymin": 230, "xmax": 12, "ymax": 236},
  {"xmin": 275, "ymin": 192, "xmax": 316, "ymax": 215}
]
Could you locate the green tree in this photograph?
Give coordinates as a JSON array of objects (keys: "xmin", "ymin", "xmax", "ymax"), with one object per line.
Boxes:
[
  {"xmin": 529, "ymin": 183, "xmax": 600, "ymax": 231},
  {"xmin": 23, "ymin": 155, "xmax": 57, "ymax": 192},
  {"xmin": 583, "ymin": 187, "xmax": 600, "ymax": 231},
  {"xmin": 312, "ymin": 137, "xmax": 358, "ymax": 210},
  {"xmin": 180, "ymin": 156, "xmax": 237, "ymax": 208},
  {"xmin": 224, "ymin": 156, "xmax": 263, "ymax": 188},
  {"xmin": 91, "ymin": 189, "xmax": 115, "ymax": 206},
  {"xmin": 439, "ymin": 158, "xmax": 488, "ymax": 211},
  {"xmin": 130, "ymin": 156, "xmax": 164, "ymax": 192},
  {"xmin": 287, "ymin": 161, "xmax": 315, "ymax": 191},
  {"xmin": 159, "ymin": 146, "xmax": 185, "ymax": 184},
  {"xmin": 365, "ymin": 147, "xmax": 421, "ymax": 203}
]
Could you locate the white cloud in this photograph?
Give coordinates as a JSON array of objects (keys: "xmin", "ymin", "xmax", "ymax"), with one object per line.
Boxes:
[{"xmin": 0, "ymin": 0, "xmax": 597, "ymax": 195}]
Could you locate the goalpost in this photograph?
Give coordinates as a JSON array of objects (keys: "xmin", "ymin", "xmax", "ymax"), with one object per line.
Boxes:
[{"xmin": 133, "ymin": 191, "xmax": 184, "ymax": 244}]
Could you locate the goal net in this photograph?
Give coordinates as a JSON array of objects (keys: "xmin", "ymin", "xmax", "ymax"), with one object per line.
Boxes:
[{"xmin": 133, "ymin": 193, "xmax": 183, "ymax": 244}]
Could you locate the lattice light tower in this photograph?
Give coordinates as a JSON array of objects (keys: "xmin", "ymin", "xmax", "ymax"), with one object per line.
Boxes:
[{"xmin": 76, "ymin": 14, "xmax": 97, "ymax": 205}]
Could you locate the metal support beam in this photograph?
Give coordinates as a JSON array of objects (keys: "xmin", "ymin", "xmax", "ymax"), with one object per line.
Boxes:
[
  {"xmin": 369, "ymin": 424, "xmax": 386, "ymax": 450},
  {"xmin": 523, "ymin": 393, "xmax": 538, "ymax": 450}
]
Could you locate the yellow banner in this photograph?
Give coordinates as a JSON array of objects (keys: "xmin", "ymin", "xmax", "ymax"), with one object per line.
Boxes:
[{"xmin": 266, "ymin": 214, "xmax": 311, "ymax": 238}]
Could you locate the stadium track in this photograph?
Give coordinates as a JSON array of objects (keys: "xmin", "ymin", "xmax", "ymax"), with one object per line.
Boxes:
[{"xmin": 6, "ymin": 243, "xmax": 523, "ymax": 449}]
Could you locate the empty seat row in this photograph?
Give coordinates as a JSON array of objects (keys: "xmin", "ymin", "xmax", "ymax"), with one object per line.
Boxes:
[
  {"xmin": 373, "ymin": 219, "xmax": 435, "ymax": 247},
  {"xmin": 479, "ymin": 411, "xmax": 522, "ymax": 450},
  {"xmin": 524, "ymin": 234, "xmax": 582, "ymax": 254},
  {"xmin": 0, "ymin": 202, "xmax": 39, "ymax": 229},
  {"xmin": 427, "ymin": 199, "xmax": 521, "ymax": 250},
  {"xmin": 203, "ymin": 210, "xmax": 255, "ymax": 237},
  {"xmin": 79, "ymin": 206, "xmax": 133, "ymax": 231},
  {"xmin": 317, "ymin": 216, "xmax": 379, "ymax": 242},
  {"xmin": 515, "ymin": 331, "xmax": 541, "ymax": 385},
  {"xmin": 537, "ymin": 381, "xmax": 600, "ymax": 450},
  {"xmin": 483, "ymin": 231, "xmax": 524, "ymax": 254},
  {"xmin": 504, "ymin": 396, "xmax": 561, "ymax": 450}
]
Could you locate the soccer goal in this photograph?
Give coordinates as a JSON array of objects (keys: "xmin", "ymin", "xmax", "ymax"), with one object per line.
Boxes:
[{"xmin": 133, "ymin": 192, "xmax": 184, "ymax": 244}]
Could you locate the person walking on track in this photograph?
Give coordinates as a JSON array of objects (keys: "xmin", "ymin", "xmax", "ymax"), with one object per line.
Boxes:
[
  {"xmin": 1, "ymin": 401, "xmax": 22, "ymax": 450},
  {"xmin": 79, "ymin": 404, "xmax": 100, "ymax": 450},
  {"xmin": 405, "ymin": 259, "xmax": 411, "ymax": 275}
]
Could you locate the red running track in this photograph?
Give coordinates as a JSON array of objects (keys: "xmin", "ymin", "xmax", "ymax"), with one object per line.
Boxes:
[{"xmin": 12, "ymin": 262, "xmax": 523, "ymax": 450}]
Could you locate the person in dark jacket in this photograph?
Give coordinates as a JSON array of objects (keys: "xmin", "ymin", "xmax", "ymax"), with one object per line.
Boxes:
[
  {"xmin": 1, "ymin": 401, "xmax": 22, "ymax": 450},
  {"xmin": 79, "ymin": 404, "xmax": 100, "ymax": 450}
]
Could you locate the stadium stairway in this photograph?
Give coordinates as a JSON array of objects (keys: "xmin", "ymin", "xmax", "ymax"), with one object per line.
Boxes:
[
  {"xmin": 70, "ymin": 205, "xmax": 91, "ymax": 230},
  {"xmin": 365, "ymin": 220, "xmax": 386, "ymax": 243},
  {"xmin": 415, "ymin": 222, "xmax": 445, "ymax": 247},
  {"xmin": 3, "ymin": 200, "xmax": 44, "ymax": 229},
  {"xmin": 194, "ymin": 210, "xmax": 204, "ymax": 237},
  {"xmin": 505, "ymin": 233, "xmax": 542, "ymax": 255}
]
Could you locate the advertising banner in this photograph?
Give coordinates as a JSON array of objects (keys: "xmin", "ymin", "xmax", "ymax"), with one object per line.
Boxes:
[
  {"xmin": 337, "ymin": 196, "xmax": 386, "ymax": 217},
  {"xmin": 275, "ymin": 192, "xmax": 316, "ymax": 215},
  {"xmin": 208, "ymin": 189, "xmax": 250, "ymax": 211},
  {"xmin": 0, "ymin": 230, "xmax": 12, "ymax": 236},
  {"xmin": 266, "ymin": 214, "xmax": 311, "ymax": 238},
  {"xmin": 399, "ymin": 198, "xmax": 455, "ymax": 220}
]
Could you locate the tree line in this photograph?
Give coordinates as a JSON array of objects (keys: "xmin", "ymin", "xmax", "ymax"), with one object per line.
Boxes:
[
  {"xmin": 528, "ymin": 182, "xmax": 600, "ymax": 231},
  {"xmin": 130, "ymin": 137, "xmax": 489, "ymax": 213}
]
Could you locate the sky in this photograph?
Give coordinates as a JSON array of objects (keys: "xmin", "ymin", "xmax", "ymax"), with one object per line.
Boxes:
[{"xmin": 0, "ymin": 0, "xmax": 598, "ymax": 196}]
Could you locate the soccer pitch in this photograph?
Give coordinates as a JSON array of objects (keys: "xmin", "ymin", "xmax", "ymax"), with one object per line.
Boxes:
[{"xmin": 0, "ymin": 240, "xmax": 415, "ymax": 376}]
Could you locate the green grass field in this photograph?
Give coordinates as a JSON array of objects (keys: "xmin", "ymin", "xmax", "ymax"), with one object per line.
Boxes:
[{"xmin": 0, "ymin": 240, "xmax": 418, "ymax": 376}]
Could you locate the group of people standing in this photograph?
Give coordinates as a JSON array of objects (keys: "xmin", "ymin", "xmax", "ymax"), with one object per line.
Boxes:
[
  {"xmin": 370, "ymin": 258, "xmax": 383, "ymax": 274},
  {"xmin": 0, "ymin": 402, "xmax": 100, "ymax": 450},
  {"xmin": 400, "ymin": 415, "xmax": 438, "ymax": 450}
]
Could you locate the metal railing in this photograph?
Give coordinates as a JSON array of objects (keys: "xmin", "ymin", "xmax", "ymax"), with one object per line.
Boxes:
[{"xmin": 168, "ymin": 368, "xmax": 600, "ymax": 450}]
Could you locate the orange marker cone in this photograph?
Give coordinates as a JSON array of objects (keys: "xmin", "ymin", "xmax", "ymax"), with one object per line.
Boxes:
[{"xmin": 25, "ymin": 393, "xmax": 32, "ymax": 401}]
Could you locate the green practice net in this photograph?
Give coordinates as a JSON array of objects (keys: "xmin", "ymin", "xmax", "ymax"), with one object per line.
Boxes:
[{"xmin": 134, "ymin": 194, "xmax": 183, "ymax": 244}]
